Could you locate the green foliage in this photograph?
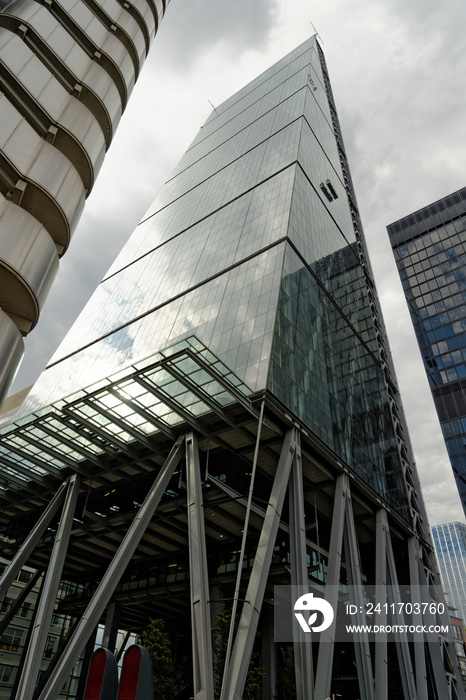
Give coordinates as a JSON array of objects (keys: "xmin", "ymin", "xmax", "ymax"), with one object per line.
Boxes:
[
  {"xmin": 140, "ymin": 618, "xmax": 175, "ymax": 700},
  {"xmin": 212, "ymin": 606, "xmax": 266, "ymax": 700}
]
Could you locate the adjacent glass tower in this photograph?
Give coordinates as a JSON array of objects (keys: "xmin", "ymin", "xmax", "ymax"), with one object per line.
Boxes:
[
  {"xmin": 432, "ymin": 521, "xmax": 466, "ymax": 622},
  {"xmin": 0, "ymin": 0, "xmax": 170, "ymax": 404},
  {"xmin": 1, "ymin": 37, "xmax": 464, "ymax": 700},
  {"xmin": 388, "ymin": 187, "xmax": 466, "ymax": 515}
]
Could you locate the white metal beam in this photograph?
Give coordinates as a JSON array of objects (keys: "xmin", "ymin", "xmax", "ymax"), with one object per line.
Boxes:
[
  {"xmin": 220, "ymin": 428, "xmax": 297, "ymax": 700},
  {"xmin": 314, "ymin": 472, "xmax": 348, "ymax": 700},
  {"xmin": 288, "ymin": 431, "xmax": 313, "ymax": 700},
  {"xmin": 186, "ymin": 431, "xmax": 214, "ymax": 700},
  {"xmin": 15, "ymin": 474, "xmax": 80, "ymax": 700},
  {"xmin": 0, "ymin": 479, "xmax": 69, "ymax": 601},
  {"xmin": 344, "ymin": 485, "xmax": 374, "ymax": 700},
  {"xmin": 407, "ymin": 536, "xmax": 428, "ymax": 700},
  {"xmin": 35, "ymin": 435, "xmax": 185, "ymax": 700},
  {"xmin": 374, "ymin": 508, "xmax": 388, "ymax": 700}
]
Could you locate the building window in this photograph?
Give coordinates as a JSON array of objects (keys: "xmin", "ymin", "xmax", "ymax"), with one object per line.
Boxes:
[
  {"xmin": 44, "ymin": 635, "xmax": 57, "ymax": 659},
  {"xmin": 0, "ymin": 627, "xmax": 23, "ymax": 653},
  {"xmin": 0, "ymin": 596, "xmax": 12, "ymax": 614},
  {"xmin": 16, "ymin": 569, "xmax": 32, "ymax": 584},
  {"xmin": 0, "ymin": 663, "xmax": 15, "ymax": 683},
  {"xmin": 19, "ymin": 601, "xmax": 32, "ymax": 618}
]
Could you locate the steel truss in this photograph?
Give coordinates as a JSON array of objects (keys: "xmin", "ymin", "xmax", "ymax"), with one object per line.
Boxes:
[
  {"xmin": 0, "ymin": 427, "xmax": 463, "ymax": 699},
  {"xmin": 0, "ymin": 341, "xmax": 464, "ymax": 700}
]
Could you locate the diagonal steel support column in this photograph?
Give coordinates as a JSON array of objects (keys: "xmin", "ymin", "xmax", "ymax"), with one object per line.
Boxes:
[
  {"xmin": 220, "ymin": 428, "xmax": 297, "ymax": 700},
  {"xmin": 186, "ymin": 431, "xmax": 214, "ymax": 700},
  {"xmin": 15, "ymin": 474, "xmax": 80, "ymax": 700},
  {"xmin": 374, "ymin": 509, "xmax": 388, "ymax": 700},
  {"xmin": 407, "ymin": 536, "xmax": 428, "ymax": 700},
  {"xmin": 0, "ymin": 569, "xmax": 41, "ymax": 636},
  {"xmin": 0, "ymin": 480, "xmax": 69, "ymax": 601},
  {"xmin": 386, "ymin": 530, "xmax": 417, "ymax": 700},
  {"xmin": 36, "ymin": 435, "xmax": 185, "ymax": 700},
  {"xmin": 288, "ymin": 430, "xmax": 313, "ymax": 700},
  {"xmin": 344, "ymin": 485, "xmax": 374, "ymax": 700},
  {"xmin": 314, "ymin": 472, "xmax": 348, "ymax": 700}
]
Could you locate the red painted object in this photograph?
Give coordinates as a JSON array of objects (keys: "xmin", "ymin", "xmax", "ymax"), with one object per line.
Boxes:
[
  {"xmin": 117, "ymin": 645, "xmax": 154, "ymax": 700},
  {"xmin": 84, "ymin": 648, "xmax": 118, "ymax": 700}
]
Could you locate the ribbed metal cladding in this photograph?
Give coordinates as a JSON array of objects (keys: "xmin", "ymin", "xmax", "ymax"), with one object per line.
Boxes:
[{"xmin": 0, "ymin": 0, "xmax": 169, "ymax": 399}]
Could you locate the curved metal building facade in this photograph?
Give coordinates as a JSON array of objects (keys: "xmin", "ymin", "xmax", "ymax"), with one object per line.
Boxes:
[{"xmin": 0, "ymin": 0, "xmax": 169, "ymax": 404}]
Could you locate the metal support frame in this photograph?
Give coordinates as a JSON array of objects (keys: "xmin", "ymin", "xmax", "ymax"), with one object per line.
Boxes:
[
  {"xmin": 115, "ymin": 630, "xmax": 132, "ymax": 662},
  {"xmin": 288, "ymin": 431, "xmax": 313, "ymax": 700},
  {"xmin": 186, "ymin": 431, "xmax": 214, "ymax": 700},
  {"xmin": 344, "ymin": 485, "xmax": 374, "ymax": 700},
  {"xmin": 374, "ymin": 509, "xmax": 388, "ymax": 700},
  {"xmin": 417, "ymin": 565, "xmax": 453, "ymax": 699},
  {"xmin": 220, "ymin": 428, "xmax": 297, "ymax": 700},
  {"xmin": 314, "ymin": 472, "xmax": 348, "ymax": 700},
  {"xmin": 75, "ymin": 628, "xmax": 98, "ymax": 700},
  {"xmin": 16, "ymin": 474, "xmax": 80, "ymax": 700},
  {"xmin": 102, "ymin": 601, "xmax": 121, "ymax": 654},
  {"xmin": 407, "ymin": 536, "xmax": 428, "ymax": 700},
  {"xmin": 0, "ymin": 568, "xmax": 41, "ymax": 636},
  {"xmin": 386, "ymin": 529, "xmax": 417, "ymax": 700},
  {"xmin": 0, "ymin": 479, "xmax": 69, "ymax": 601},
  {"xmin": 36, "ymin": 435, "xmax": 185, "ymax": 700}
]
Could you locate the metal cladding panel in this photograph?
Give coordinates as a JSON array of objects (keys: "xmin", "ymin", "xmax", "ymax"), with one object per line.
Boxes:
[
  {"xmin": 0, "ymin": 193, "xmax": 59, "ymax": 328},
  {"xmin": 0, "ymin": 310, "xmax": 24, "ymax": 406}
]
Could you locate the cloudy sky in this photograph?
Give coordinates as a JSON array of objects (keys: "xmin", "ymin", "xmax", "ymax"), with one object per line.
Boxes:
[{"xmin": 10, "ymin": 0, "xmax": 466, "ymax": 524}]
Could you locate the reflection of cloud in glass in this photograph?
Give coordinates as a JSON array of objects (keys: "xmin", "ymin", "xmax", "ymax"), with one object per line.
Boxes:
[{"xmin": 13, "ymin": 246, "xmax": 284, "ymax": 419}]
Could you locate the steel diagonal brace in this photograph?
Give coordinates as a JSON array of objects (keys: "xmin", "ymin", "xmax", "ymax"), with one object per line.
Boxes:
[
  {"xmin": 375, "ymin": 509, "xmax": 388, "ymax": 700},
  {"xmin": 186, "ymin": 431, "xmax": 214, "ymax": 700},
  {"xmin": 386, "ymin": 529, "xmax": 417, "ymax": 700},
  {"xmin": 314, "ymin": 472, "xmax": 348, "ymax": 700},
  {"xmin": 344, "ymin": 485, "xmax": 375, "ymax": 700},
  {"xmin": 407, "ymin": 536, "xmax": 428, "ymax": 700},
  {"xmin": 220, "ymin": 428, "xmax": 297, "ymax": 700},
  {"xmin": 0, "ymin": 478, "xmax": 69, "ymax": 602},
  {"xmin": 16, "ymin": 474, "xmax": 80, "ymax": 700},
  {"xmin": 288, "ymin": 432, "xmax": 313, "ymax": 700},
  {"xmin": 35, "ymin": 434, "xmax": 186, "ymax": 700}
]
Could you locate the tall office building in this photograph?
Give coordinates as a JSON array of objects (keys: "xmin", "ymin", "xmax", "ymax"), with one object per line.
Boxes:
[
  {"xmin": 432, "ymin": 521, "xmax": 466, "ymax": 621},
  {"xmin": 0, "ymin": 0, "xmax": 170, "ymax": 404},
  {"xmin": 0, "ymin": 38, "xmax": 464, "ymax": 700},
  {"xmin": 388, "ymin": 187, "xmax": 466, "ymax": 515}
]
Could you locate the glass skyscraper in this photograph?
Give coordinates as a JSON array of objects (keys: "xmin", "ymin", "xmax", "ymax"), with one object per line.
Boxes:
[
  {"xmin": 0, "ymin": 38, "xmax": 464, "ymax": 700},
  {"xmin": 0, "ymin": 0, "xmax": 170, "ymax": 404},
  {"xmin": 388, "ymin": 187, "xmax": 466, "ymax": 515},
  {"xmin": 432, "ymin": 521, "xmax": 466, "ymax": 622}
]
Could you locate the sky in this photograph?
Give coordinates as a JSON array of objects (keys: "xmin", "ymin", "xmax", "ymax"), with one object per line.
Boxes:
[{"xmin": 9, "ymin": 0, "xmax": 466, "ymax": 525}]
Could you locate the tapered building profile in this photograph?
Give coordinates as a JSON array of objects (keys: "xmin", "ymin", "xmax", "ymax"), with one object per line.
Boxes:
[
  {"xmin": 388, "ymin": 188, "xmax": 466, "ymax": 516},
  {"xmin": 0, "ymin": 0, "xmax": 170, "ymax": 405},
  {"xmin": 0, "ymin": 37, "xmax": 464, "ymax": 700}
]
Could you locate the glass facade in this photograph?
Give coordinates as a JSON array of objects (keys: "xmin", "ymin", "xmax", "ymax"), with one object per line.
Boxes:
[
  {"xmin": 0, "ymin": 0, "xmax": 170, "ymax": 403},
  {"xmin": 388, "ymin": 187, "xmax": 466, "ymax": 514},
  {"xmin": 432, "ymin": 522, "xmax": 466, "ymax": 622},
  {"xmin": 8, "ymin": 37, "xmax": 411, "ymax": 516}
]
